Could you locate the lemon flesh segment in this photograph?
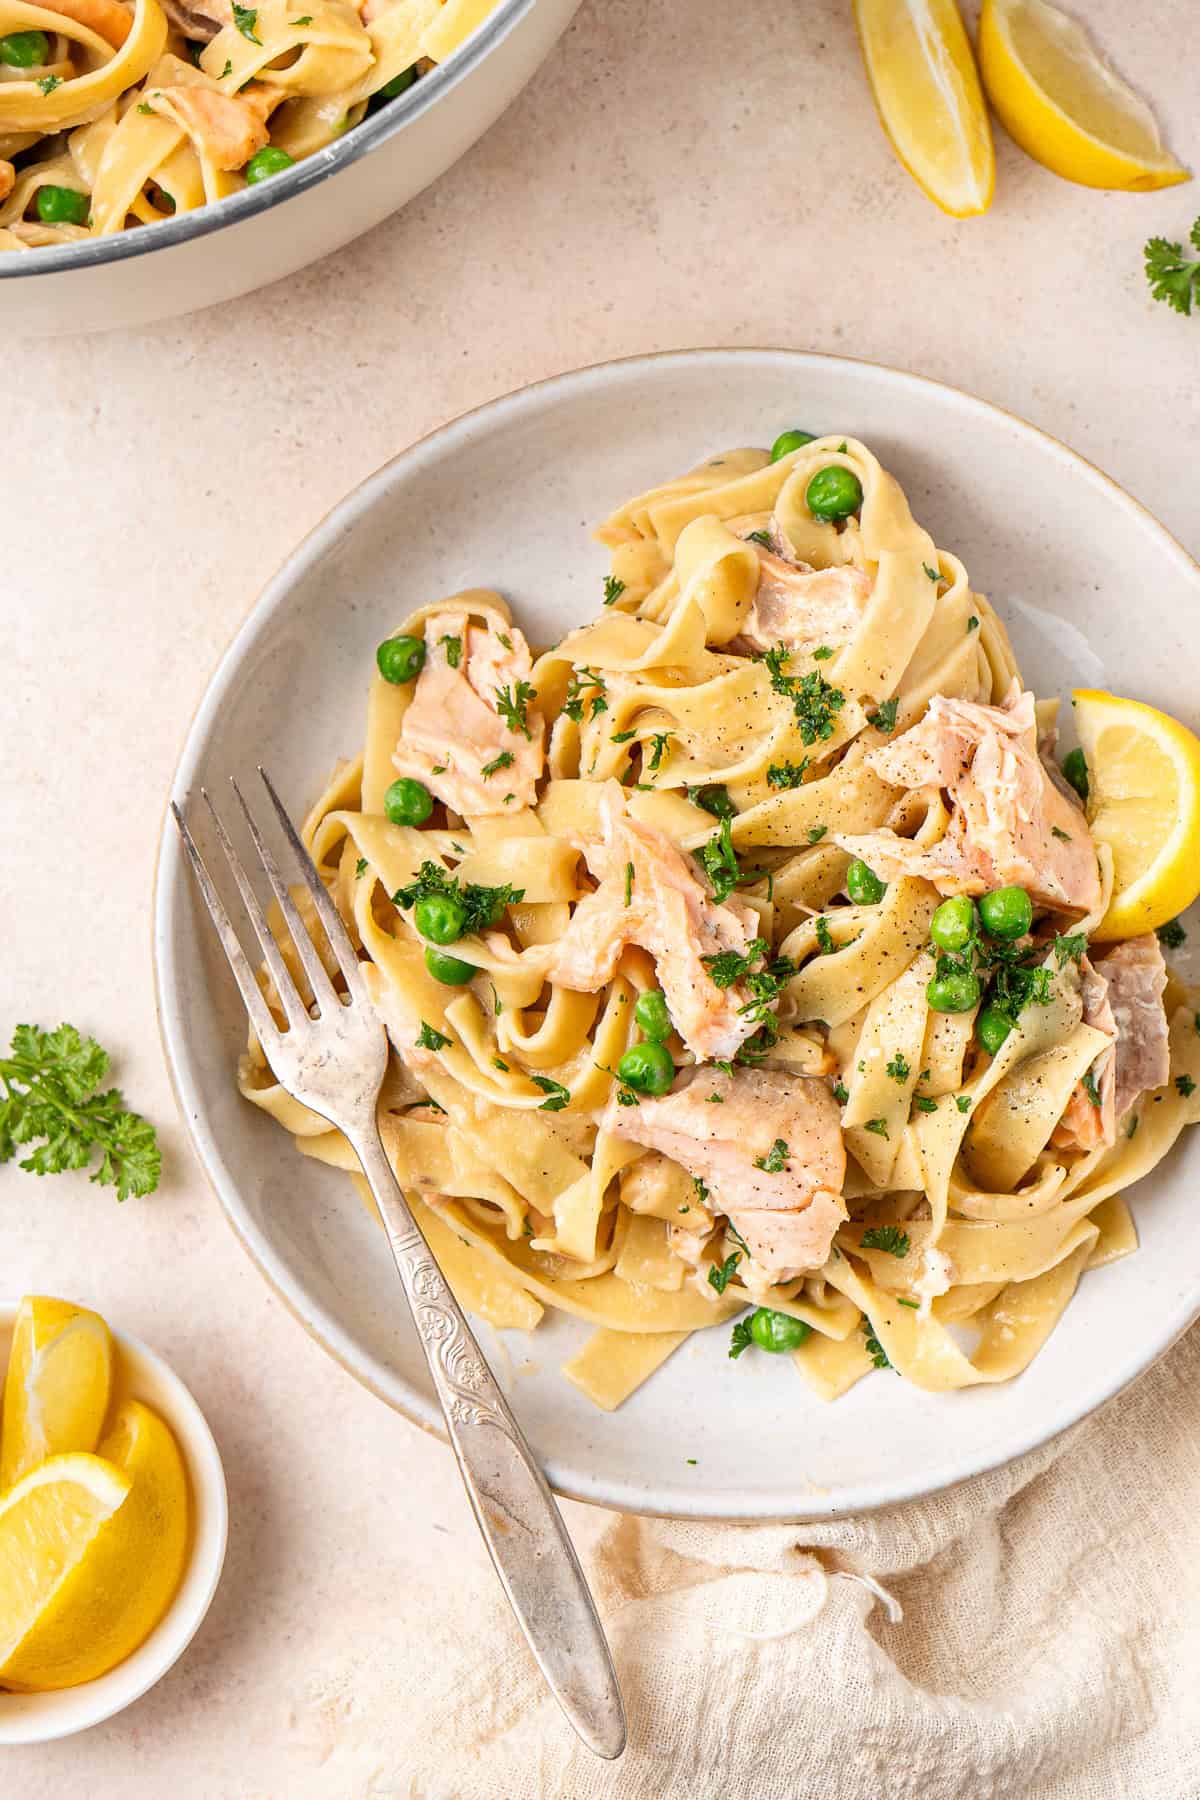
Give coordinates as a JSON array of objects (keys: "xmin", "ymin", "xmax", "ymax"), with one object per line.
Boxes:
[
  {"xmin": 0, "ymin": 1296, "xmax": 114, "ymax": 1493},
  {"xmin": 0, "ymin": 1402, "xmax": 190, "ymax": 1691},
  {"xmin": 0, "ymin": 1453, "xmax": 133, "ymax": 1690},
  {"xmin": 1072, "ymin": 689, "xmax": 1200, "ymax": 942},
  {"xmin": 853, "ymin": 0, "xmax": 995, "ymax": 218},
  {"xmin": 978, "ymin": 0, "xmax": 1189, "ymax": 191}
]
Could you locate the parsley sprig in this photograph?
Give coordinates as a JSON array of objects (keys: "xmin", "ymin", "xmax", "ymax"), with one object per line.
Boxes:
[
  {"xmin": 860, "ymin": 1225, "xmax": 910, "ymax": 1258},
  {"xmin": 1145, "ymin": 220, "xmax": 1200, "ymax": 315},
  {"xmin": 494, "ymin": 680, "xmax": 537, "ymax": 738},
  {"xmin": 760, "ymin": 646, "xmax": 845, "ymax": 745},
  {"xmin": 392, "ymin": 861, "xmax": 524, "ymax": 935},
  {"xmin": 0, "ymin": 1024, "xmax": 160, "ymax": 1201}
]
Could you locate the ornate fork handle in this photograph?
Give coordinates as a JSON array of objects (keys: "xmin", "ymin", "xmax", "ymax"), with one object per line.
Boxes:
[{"xmin": 352, "ymin": 1122, "xmax": 627, "ymax": 1760}]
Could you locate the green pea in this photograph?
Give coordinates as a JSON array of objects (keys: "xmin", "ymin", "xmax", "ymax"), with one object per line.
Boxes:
[
  {"xmin": 384, "ymin": 777, "xmax": 433, "ymax": 827},
  {"xmin": 616, "ymin": 1040, "xmax": 675, "ymax": 1096},
  {"xmin": 1061, "ymin": 747, "xmax": 1089, "ymax": 803},
  {"xmin": 978, "ymin": 885, "xmax": 1033, "ymax": 942},
  {"xmin": 380, "ymin": 63, "xmax": 417, "ymax": 97},
  {"xmin": 806, "ymin": 466, "xmax": 863, "ymax": 523},
  {"xmin": 35, "ymin": 185, "xmax": 88, "ymax": 226},
  {"xmin": 926, "ymin": 969, "xmax": 981, "ymax": 1014},
  {"xmin": 244, "ymin": 146, "xmax": 295, "ymax": 185},
  {"xmin": 413, "ymin": 892, "xmax": 466, "ymax": 945},
  {"xmin": 769, "ymin": 429, "xmax": 816, "ymax": 463},
  {"xmin": 634, "ymin": 989, "xmax": 672, "ymax": 1042},
  {"xmin": 693, "ymin": 784, "xmax": 736, "ymax": 820},
  {"xmin": 376, "ymin": 634, "xmax": 426, "ymax": 684},
  {"xmin": 976, "ymin": 1003, "xmax": 1012, "ymax": 1057},
  {"xmin": 424, "ymin": 946, "xmax": 474, "ymax": 986},
  {"xmin": 846, "ymin": 858, "xmax": 886, "ymax": 906},
  {"xmin": 930, "ymin": 894, "xmax": 977, "ymax": 953},
  {"xmin": 0, "ymin": 29, "xmax": 50, "ymax": 66},
  {"xmin": 749, "ymin": 1308, "xmax": 812, "ymax": 1353}
]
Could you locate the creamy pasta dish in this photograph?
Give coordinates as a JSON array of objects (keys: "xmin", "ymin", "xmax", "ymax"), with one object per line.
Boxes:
[
  {"xmin": 241, "ymin": 433, "xmax": 1200, "ymax": 1409},
  {"xmin": 0, "ymin": 0, "xmax": 495, "ymax": 249}
]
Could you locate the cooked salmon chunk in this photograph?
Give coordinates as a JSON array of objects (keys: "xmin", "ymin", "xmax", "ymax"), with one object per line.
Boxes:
[
  {"xmin": 392, "ymin": 609, "xmax": 544, "ymax": 817},
  {"xmin": 726, "ymin": 518, "xmax": 871, "ymax": 660},
  {"xmin": 837, "ymin": 685, "xmax": 1101, "ymax": 914},
  {"xmin": 549, "ymin": 788, "xmax": 762, "ymax": 1061},
  {"xmin": 1052, "ymin": 934, "xmax": 1170, "ymax": 1155},
  {"xmin": 604, "ymin": 1066, "xmax": 846, "ymax": 1284},
  {"xmin": 147, "ymin": 82, "xmax": 278, "ymax": 170}
]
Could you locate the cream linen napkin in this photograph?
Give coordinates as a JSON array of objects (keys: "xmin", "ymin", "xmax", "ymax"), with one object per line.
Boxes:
[{"xmin": 302, "ymin": 1325, "xmax": 1200, "ymax": 1799}]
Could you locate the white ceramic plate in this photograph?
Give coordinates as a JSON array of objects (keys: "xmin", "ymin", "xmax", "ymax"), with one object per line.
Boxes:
[
  {"xmin": 0, "ymin": 1303, "xmax": 228, "ymax": 1743},
  {"xmin": 155, "ymin": 350, "xmax": 1200, "ymax": 1521}
]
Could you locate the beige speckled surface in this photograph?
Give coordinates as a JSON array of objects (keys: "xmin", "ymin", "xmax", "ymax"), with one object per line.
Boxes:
[{"xmin": 2, "ymin": 0, "xmax": 1197, "ymax": 1791}]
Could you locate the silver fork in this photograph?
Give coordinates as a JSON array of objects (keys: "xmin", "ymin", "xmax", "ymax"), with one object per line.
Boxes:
[{"xmin": 172, "ymin": 770, "xmax": 626, "ymax": 1762}]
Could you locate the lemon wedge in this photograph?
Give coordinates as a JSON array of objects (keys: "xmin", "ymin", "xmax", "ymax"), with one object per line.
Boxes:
[
  {"xmin": 978, "ymin": 0, "xmax": 1189, "ymax": 191},
  {"xmin": 853, "ymin": 0, "xmax": 995, "ymax": 217},
  {"xmin": 1072, "ymin": 690, "xmax": 1200, "ymax": 942},
  {"xmin": 0, "ymin": 1296, "xmax": 114, "ymax": 1493},
  {"xmin": 0, "ymin": 1401, "xmax": 189, "ymax": 1691}
]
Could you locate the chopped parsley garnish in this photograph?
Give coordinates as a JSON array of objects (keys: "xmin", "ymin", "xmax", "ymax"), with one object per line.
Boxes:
[
  {"xmin": 564, "ymin": 667, "xmax": 607, "ymax": 724},
  {"xmin": 898, "ymin": 1297, "xmax": 920, "ymax": 1309},
  {"xmin": 1128, "ymin": 1114, "xmax": 1140, "ymax": 1138},
  {"xmin": 708, "ymin": 1091, "xmax": 724, "ymax": 1103},
  {"xmin": 1157, "ymin": 919, "xmax": 1187, "ymax": 950},
  {"xmin": 863, "ymin": 1320, "xmax": 891, "ymax": 1370},
  {"xmin": 610, "ymin": 729, "xmax": 636, "ymax": 744},
  {"xmin": 624, "ymin": 861, "xmax": 634, "ymax": 907},
  {"xmin": 37, "ymin": 73, "xmax": 61, "ymax": 92},
  {"xmin": 694, "ymin": 816, "xmax": 739, "ymax": 904},
  {"xmin": 693, "ymin": 1176, "xmax": 710, "ymax": 1205},
  {"xmin": 602, "ymin": 575, "xmax": 626, "ymax": 606},
  {"xmin": 807, "ymin": 825, "xmax": 827, "ymax": 843},
  {"xmin": 860, "ymin": 1225, "xmax": 910, "ymax": 1257},
  {"xmin": 392, "ymin": 861, "xmax": 524, "ymax": 935},
  {"xmin": 728, "ymin": 1317, "xmax": 755, "ymax": 1359},
  {"xmin": 766, "ymin": 759, "xmax": 810, "ymax": 789},
  {"xmin": 0, "ymin": 1022, "xmax": 160, "ymax": 1201},
  {"xmin": 492, "ymin": 1056, "xmax": 509, "ymax": 1072},
  {"xmin": 814, "ymin": 915, "xmax": 836, "ymax": 956},
  {"xmin": 923, "ymin": 563, "xmax": 940, "ymax": 583},
  {"xmin": 291, "ymin": 13, "xmax": 312, "ymax": 22},
  {"xmin": 480, "ymin": 750, "xmax": 514, "ymax": 778},
  {"xmin": 494, "ymin": 680, "xmax": 536, "ymax": 738},
  {"xmin": 232, "ymin": 1, "xmax": 260, "ymax": 38},
  {"xmin": 1051, "ymin": 826, "xmax": 1072, "ymax": 842},
  {"xmin": 812, "ymin": 645, "xmax": 834, "ymax": 661},
  {"xmin": 832, "ymin": 1080, "xmax": 849, "ymax": 1105},
  {"xmin": 439, "ymin": 634, "xmax": 462, "ymax": 668},
  {"xmin": 1082, "ymin": 1068, "xmax": 1102, "ymax": 1108},
  {"xmin": 864, "ymin": 1117, "xmax": 889, "ymax": 1139},
  {"xmin": 753, "ymin": 1138, "xmax": 789, "ymax": 1172},
  {"xmin": 688, "ymin": 784, "xmax": 737, "ymax": 819},
  {"xmin": 707, "ymin": 1251, "xmax": 741, "ymax": 1294},
  {"xmin": 867, "ymin": 698, "xmax": 899, "ymax": 734},
  {"xmin": 355, "ymin": 857, "xmax": 367, "ymax": 878},
  {"xmin": 218, "ymin": 56, "xmax": 232, "ymax": 74},
  {"xmin": 967, "ymin": 615, "xmax": 980, "ymax": 633},
  {"xmin": 415, "ymin": 1021, "xmax": 451, "ymax": 1052},
  {"xmin": 956, "ymin": 1094, "xmax": 972, "ymax": 1113},
  {"xmin": 760, "ymin": 646, "xmax": 845, "ymax": 744},
  {"xmin": 531, "ymin": 1075, "xmax": 571, "ymax": 1111},
  {"xmin": 913, "ymin": 1094, "xmax": 938, "ymax": 1113},
  {"xmin": 1054, "ymin": 933, "xmax": 1087, "ymax": 967},
  {"xmin": 497, "ymin": 632, "xmax": 513, "ymax": 651},
  {"xmin": 647, "ymin": 731, "xmax": 672, "ymax": 771},
  {"xmin": 746, "ymin": 529, "xmax": 774, "ymax": 549},
  {"xmin": 1145, "ymin": 221, "xmax": 1200, "ymax": 315},
  {"xmin": 137, "ymin": 100, "xmax": 154, "ymax": 113},
  {"xmin": 1176, "ymin": 1074, "xmax": 1197, "ymax": 1099},
  {"xmin": 886, "ymin": 1052, "xmax": 910, "ymax": 1082}
]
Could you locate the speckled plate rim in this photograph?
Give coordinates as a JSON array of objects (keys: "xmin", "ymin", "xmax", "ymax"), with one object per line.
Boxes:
[{"xmin": 153, "ymin": 347, "xmax": 1200, "ymax": 1522}]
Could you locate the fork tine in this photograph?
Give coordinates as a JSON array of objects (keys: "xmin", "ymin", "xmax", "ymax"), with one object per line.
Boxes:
[
  {"xmin": 228, "ymin": 777, "xmax": 340, "ymax": 1012},
  {"xmin": 200, "ymin": 788, "xmax": 307, "ymax": 1027},
  {"xmin": 256, "ymin": 766, "xmax": 368, "ymax": 1005},
  {"xmin": 171, "ymin": 803, "xmax": 281, "ymax": 1049}
]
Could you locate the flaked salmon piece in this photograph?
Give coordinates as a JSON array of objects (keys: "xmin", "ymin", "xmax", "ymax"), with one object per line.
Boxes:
[
  {"xmin": 725, "ymin": 517, "xmax": 871, "ymax": 660},
  {"xmin": 52, "ymin": 0, "xmax": 132, "ymax": 46},
  {"xmin": 392, "ymin": 609, "xmax": 544, "ymax": 817},
  {"xmin": 146, "ymin": 82, "xmax": 279, "ymax": 170},
  {"xmin": 158, "ymin": 0, "xmax": 230, "ymax": 36},
  {"xmin": 549, "ymin": 788, "xmax": 761, "ymax": 1061},
  {"xmin": 839, "ymin": 686, "xmax": 1101, "ymax": 914},
  {"xmin": 604, "ymin": 1066, "xmax": 847, "ymax": 1284},
  {"xmin": 1051, "ymin": 935, "xmax": 1169, "ymax": 1156}
]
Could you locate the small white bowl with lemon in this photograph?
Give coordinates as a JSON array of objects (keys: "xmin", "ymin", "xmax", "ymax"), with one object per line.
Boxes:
[{"xmin": 0, "ymin": 1297, "xmax": 227, "ymax": 1744}]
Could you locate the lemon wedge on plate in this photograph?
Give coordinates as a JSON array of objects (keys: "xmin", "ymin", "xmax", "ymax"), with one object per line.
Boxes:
[
  {"xmin": 1072, "ymin": 690, "xmax": 1200, "ymax": 942},
  {"xmin": 979, "ymin": 0, "xmax": 1189, "ymax": 191},
  {"xmin": 0, "ymin": 1402, "xmax": 189, "ymax": 1691},
  {"xmin": 0, "ymin": 1296, "xmax": 114, "ymax": 1492},
  {"xmin": 853, "ymin": 0, "xmax": 994, "ymax": 217}
]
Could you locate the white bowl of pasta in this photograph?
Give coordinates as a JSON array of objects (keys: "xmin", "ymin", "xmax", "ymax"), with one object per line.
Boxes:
[
  {"xmin": 155, "ymin": 349, "xmax": 1200, "ymax": 1520},
  {"xmin": 0, "ymin": 0, "xmax": 581, "ymax": 335}
]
